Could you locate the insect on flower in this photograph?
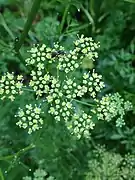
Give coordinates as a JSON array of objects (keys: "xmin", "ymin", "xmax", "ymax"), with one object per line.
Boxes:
[{"xmin": 51, "ymin": 50, "xmax": 66, "ymax": 58}]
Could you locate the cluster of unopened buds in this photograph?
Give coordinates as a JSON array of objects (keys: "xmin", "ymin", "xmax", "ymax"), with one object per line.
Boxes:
[{"xmin": 0, "ymin": 35, "xmax": 133, "ymax": 138}]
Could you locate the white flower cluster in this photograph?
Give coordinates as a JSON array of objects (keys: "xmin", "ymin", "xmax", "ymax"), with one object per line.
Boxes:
[
  {"xmin": 56, "ymin": 35, "xmax": 100, "ymax": 73},
  {"xmin": 15, "ymin": 36, "xmax": 107, "ymax": 138},
  {"xmin": 23, "ymin": 177, "xmax": 32, "ymax": 180},
  {"xmin": 29, "ymin": 70, "xmax": 51, "ymax": 97},
  {"xmin": 57, "ymin": 50, "xmax": 79, "ymax": 73},
  {"xmin": 26, "ymin": 65, "xmax": 104, "ymax": 138},
  {"xmin": 0, "ymin": 72, "xmax": 23, "ymax": 101},
  {"xmin": 92, "ymin": 92, "xmax": 133, "ymax": 127},
  {"xmin": 123, "ymin": 154, "xmax": 135, "ymax": 168},
  {"xmin": 26, "ymin": 44, "xmax": 52, "ymax": 66},
  {"xmin": 83, "ymin": 70, "xmax": 105, "ymax": 99},
  {"xmin": 25, "ymin": 35, "xmax": 100, "ymax": 74},
  {"xmin": 48, "ymin": 98, "xmax": 73, "ymax": 122},
  {"xmin": 16, "ymin": 104, "xmax": 44, "ymax": 134},
  {"xmin": 66, "ymin": 112, "xmax": 95, "ymax": 139},
  {"xmin": 63, "ymin": 71, "xmax": 105, "ymax": 100},
  {"xmin": 44, "ymin": 76, "xmax": 73, "ymax": 122},
  {"xmin": 23, "ymin": 169, "xmax": 55, "ymax": 180},
  {"xmin": 33, "ymin": 169, "xmax": 47, "ymax": 180},
  {"xmin": 26, "ymin": 43, "xmax": 65, "ymax": 68},
  {"xmin": 63, "ymin": 78, "xmax": 87, "ymax": 98},
  {"xmin": 51, "ymin": 43, "xmax": 79, "ymax": 74},
  {"xmin": 1, "ymin": 35, "xmax": 132, "ymax": 139},
  {"xmin": 74, "ymin": 34, "xmax": 100, "ymax": 61}
]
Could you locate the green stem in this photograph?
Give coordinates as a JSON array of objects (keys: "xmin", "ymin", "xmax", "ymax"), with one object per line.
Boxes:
[
  {"xmin": 0, "ymin": 14, "xmax": 25, "ymax": 64},
  {"xmin": 57, "ymin": 67, "xmax": 59, "ymax": 80},
  {"xmin": 19, "ymin": 162, "xmax": 30, "ymax": 170},
  {"xmin": 16, "ymin": 51, "xmax": 25, "ymax": 64},
  {"xmin": 15, "ymin": 0, "xmax": 42, "ymax": 52},
  {"xmin": 59, "ymin": 4, "xmax": 70, "ymax": 34},
  {"xmin": 0, "ymin": 144, "xmax": 35, "ymax": 161},
  {"xmin": 22, "ymin": 87, "xmax": 35, "ymax": 92},
  {"xmin": 81, "ymin": 5, "xmax": 95, "ymax": 33},
  {"xmin": 0, "ymin": 169, "xmax": 4, "ymax": 180},
  {"xmin": 73, "ymin": 99, "xmax": 95, "ymax": 107},
  {"xmin": 89, "ymin": 0, "xmax": 95, "ymax": 17},
  {"xmin": 65, "ymin": 23, "xmax": 90, "ymax": 34}
]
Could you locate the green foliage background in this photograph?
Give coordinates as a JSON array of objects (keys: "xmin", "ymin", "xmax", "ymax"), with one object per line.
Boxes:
[{"xmin": 0, "ymin": 0, "xmax": 135, "ymax": 179}]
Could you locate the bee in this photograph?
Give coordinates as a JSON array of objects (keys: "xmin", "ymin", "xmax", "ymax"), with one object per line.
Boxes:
[{"xmin": 51, "ymin": 50, "xmax": 66, "ymax": 58}]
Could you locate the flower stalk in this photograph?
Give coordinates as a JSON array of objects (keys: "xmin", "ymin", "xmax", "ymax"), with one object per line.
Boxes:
[{"xmin": 15, "ymin": 0, "xmax": 42, "ymax": 52}]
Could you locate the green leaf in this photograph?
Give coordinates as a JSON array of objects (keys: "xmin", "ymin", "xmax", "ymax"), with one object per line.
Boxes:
[
  {"xmin": 124, "ymin": 0, "xmax": 135, "ymax": 3},
  {"xmin": 0, "ymin": 169, "xmax": 4, "ymax": 180},
  {"xmin": 110, "ymin": 134, "xmax": 124, "ymax": 140}
]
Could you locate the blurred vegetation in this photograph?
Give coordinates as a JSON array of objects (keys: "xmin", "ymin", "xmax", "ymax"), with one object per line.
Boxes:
[{"xmin": 0, "ymin": 0, "xmax": 135, "ymax": 179}]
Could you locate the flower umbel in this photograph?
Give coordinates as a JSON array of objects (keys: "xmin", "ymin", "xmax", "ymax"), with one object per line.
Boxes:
[
  {"xmin": 66, "ymin": 111, "xmax": 95, "ymax": 139},
  {"xmin": 0, "ymin": 72, "xmax": 23, "ymax": 101},
  {"xmin": 16, "ymin": 104, "xmax": 44, "ymax": 134},
  {"xmin": 92, "ymin": 93, "xmax": 133, "ymax": 127},
  {"xmin": 0, "ymin": 35, "xmax": 132, "ymax": 139}
]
